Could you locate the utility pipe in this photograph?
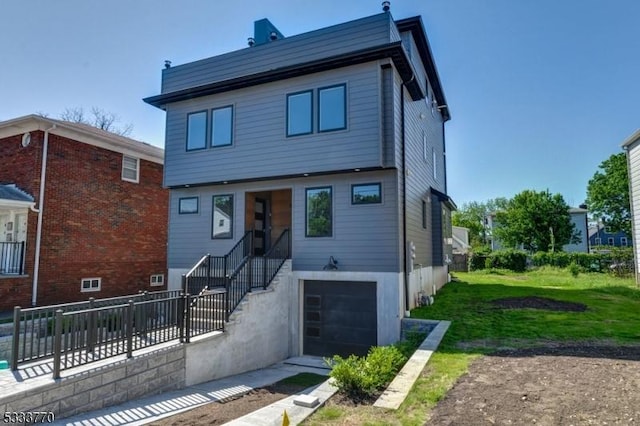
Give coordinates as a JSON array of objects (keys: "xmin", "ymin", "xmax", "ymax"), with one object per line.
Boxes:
[{"xmin": 31, "ymin": 125, "xmax": 56, "ymax": 306}]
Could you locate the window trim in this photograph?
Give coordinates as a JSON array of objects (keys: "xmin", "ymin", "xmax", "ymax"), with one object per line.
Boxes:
[
  {"xmin": 178, "ymin": 197, "xmax": 199, "ymax": 215},
  {"xmin": 318, "ymin": 83, "xmax": 347, "ymax": 133},
  {"xmin": 608, "ymin": 237, "xmax": 614, "ymax": 246},
  {"xmin": 422, "ymin": 200, "xmax": 427, "ymax": 229},
  {"xmin": 305, "ymin": 186, "xmax": 333, "ymax": 238},
  {"xmin": 211, "ymin": 194, "xmax": 234, "ymax": 240},
  {"xmin": 122, "ymin": 155, "xmax": 139, "ymax": 183},
  {"xmin": 150, "ymin": 274, "xmax": 165, "ymax": 287},
  {"xmin": 211, "ymin": 105, "xmax": 234, "ymax": 148},
  {"xmin": 351, "ymin": 183, "xmax": 382, "ymax": 205},
  {"xmin": 594, "ymin": 237, "xmax": 602, "ymax": 246},
  {"xmin": 432, "ymin": 147, "xmax": 437, "ymax": 181},
  {"xmin": 286, "ymin": 90, "xmax": 313, "ymax": 137},
  {"xmin": 422, "ymin": 131, "xmax": 427, "ymax": 162},
  {"xmin": 186, "ymin": 110, "xmax": 208, "ymax": 152},
  {"xmin": 81, "ymin": 277, "xmax": 101, "ymax": 293},
  {"xmin": 621, "ymin": 237, "xmax": 628, "ymax": 246}
]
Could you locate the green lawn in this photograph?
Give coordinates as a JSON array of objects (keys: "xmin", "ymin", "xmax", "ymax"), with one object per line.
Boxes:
[{"xmin": 305, "ymin": 267, "xmax": 640, "ymax": 425}]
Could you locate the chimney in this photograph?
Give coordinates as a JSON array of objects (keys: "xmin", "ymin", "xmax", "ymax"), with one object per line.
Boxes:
[{"xmin": 252, "ymin": 18, "xmax": 285, "ymax": 46}]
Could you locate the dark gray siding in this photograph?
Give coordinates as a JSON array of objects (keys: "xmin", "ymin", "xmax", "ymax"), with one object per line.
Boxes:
[
  {"xmin": 400, "ymin": 31, "xmax": 428, "ymax": 95},
  {"xmin": 161, "ymin": 13, "xmax": 400, "ymax": 94},
  {"xmin": 168, "ymin": 170, "xmax": 401, "ymax": 272},
  {"xmin": 164, "ymin": 63, "xmax": 382, "ymax": 187},
  {"xmin": 431, "ymin": 193, "xmax": 443, "ymax": 265},
  {"xmin": 381, "ymin": 64, "xmax": 395, "ymax": 167}
]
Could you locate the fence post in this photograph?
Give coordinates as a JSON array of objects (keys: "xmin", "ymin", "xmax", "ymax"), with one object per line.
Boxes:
[
  {"xmin": 206, "ymin": 255, "xmax": 212, "ymax": 289},
  {"xmin": 53, "ymin": 309, "xmax": 63, "ymax": 380},
  {"xmin": 11, "ymin": 306, "xmax": 20, "ymax": 371},
  {"xmin": 225, "ymin": 275, "xmax": 231, "ymax": 322},
  {"xmin": 87, "ymin": 298, "xmax": 96, "ymax": 353},
  {"xmin": 178, "ymin": 293, "xmax": 185, "ymax": 343},
  {"xmin": 181, "ymin": 274, "xmax": 187, "ymax": 295},
  {"xmin": 263, "ymin": 254, "xmax": 268, "ymax": 290},
  {"xmin": 185, "ymin": 294, "xmax": 191, "ymax": 343},
  {"xmin": 126, "ymin": 300, "xmax": 134, "ymax": 358}
]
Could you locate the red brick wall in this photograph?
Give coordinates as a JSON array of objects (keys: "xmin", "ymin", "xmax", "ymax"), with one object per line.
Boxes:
[{"xmin": 0, "ymin": 130, "xmax": 168, "ymax": 310}]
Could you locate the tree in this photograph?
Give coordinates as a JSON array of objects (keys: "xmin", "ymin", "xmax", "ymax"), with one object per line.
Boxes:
[
  {"xmin": 586, "ymin": 153, "xmax": 631, "ymax": 235},
  {"xmin": 494, "ymin": 190, "xmax": 579, "ymax": 252},
  {"xmin": 452, "ymin": 197, "xmax": 509, "ymax": 247},
  {"xmin": 60, "ymin": 107, "xmax": 133, "ymax": 137}
]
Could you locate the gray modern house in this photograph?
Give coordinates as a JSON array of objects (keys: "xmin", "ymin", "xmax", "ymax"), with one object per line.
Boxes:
[{"xmin": 145, "ymin": 10, "xmax": 454, "ymax": 359}]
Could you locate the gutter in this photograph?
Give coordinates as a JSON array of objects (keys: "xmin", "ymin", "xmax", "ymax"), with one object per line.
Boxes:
[{"xmin": 32, "ymin": 125, "xmax": 56, "ymax": 306}]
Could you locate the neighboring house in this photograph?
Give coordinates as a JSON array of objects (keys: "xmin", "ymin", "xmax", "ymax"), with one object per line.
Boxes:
[
  {"xmin": 622, "ymin": 129, "xmax": 640, "ymax": 283},
  {"xmin": 452, "ymin": 225, "xmax": 470, "ymax": 254},
  {"xmin": 487, "ymin": 206, "xmax": 589, "ymax": 252},
  {"xmin": 144, "ymin": 10, "xmax": 454, "ymax": 357},
  {"xmin": 588, "ymin": 225, "xmax": 632, "ymax": 249},
  {"xmin": 0, "ymin": 115, "xmax": 168, "ymax": 311},
  {"xmin": 564, "ymin": 207, "xmax": 589, "ymax": 253}
]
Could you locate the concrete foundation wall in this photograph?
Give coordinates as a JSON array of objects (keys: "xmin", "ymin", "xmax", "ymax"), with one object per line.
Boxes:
[
  {"xmin": 407, "ymin": 265, "xmax": 450, "ymax": 310},
  {"xmin": 184, "ymin": 261, "xmax": 293, "ymax": 386}
]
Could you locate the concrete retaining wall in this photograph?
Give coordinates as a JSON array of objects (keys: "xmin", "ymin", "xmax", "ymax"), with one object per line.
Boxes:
[{"xmin": 0, "ymin": 344, "xmax": 185, "ymax": 419}]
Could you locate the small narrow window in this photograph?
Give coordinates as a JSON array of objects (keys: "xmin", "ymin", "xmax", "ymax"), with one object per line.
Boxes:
[
  {"xmin": 211, "ymin": 106, "xmax": 233, "ymax": 147},
  {"xmin": 352, "ymin": 183, "xmax": 381, "ymax": 205},
  {"xmin": 287, "ymin": 91, "xmax": 312, "ymax": 136},
  {"xmin": 608, "ymin": 237, "xmax": 614, "ymax": 245},
  {"xmin": 187, "ymin": 111, "xmax": 207, "ymax": 151},
  {"xmin": 318, "ymin": 84, "xmax": 346, "ymax": 132},
  {"xmin": 306, "ymin": 187, "xmax": 332, "ymax": 237},
  {"xmin": 423, "ymin": 132, "xmax": 427, "ymax": 161},
  {"xmin": 122, "ymin": 155, "xmax": 139, "ymax": 183},
  {"xmin": 212, "ymin": 194, "xmax": 233, "ymax": 239},
  {"xmin": 621, "ymin": 237, "xmax": 628, "ymax": 246},
  {"xmin": 179, "ymin": 197, "xmax": 199, "ymax": 214},
  {"xmin": 81, "ymin": 277, "xmax": 101, "ymax": 292},
  {"xmin": 150, "ymin": 274, "xmax": 164, "ymax": 286},
  {"xmin": 595, "ymin": 237, "xmax": 601, "ymax": 245},
  {"xmin": 422, "ymin": 200, "xmax": 427, "ymax": 229},
  {"xmin": 432, "ymin": 148, "xmax": 437, "ymax": 180}
]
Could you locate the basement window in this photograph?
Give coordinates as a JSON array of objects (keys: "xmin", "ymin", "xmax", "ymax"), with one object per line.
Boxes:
[
  {"xmin": 81, "ymin": 277, "xmax": 101, "ymax": 293},
  {"xmin": 150, "ymin": 274, "xmax": 164, "ymax": 286},
  {"xmin": 122, "ymin": 155, "xmax": 139, "ymax": 183}
]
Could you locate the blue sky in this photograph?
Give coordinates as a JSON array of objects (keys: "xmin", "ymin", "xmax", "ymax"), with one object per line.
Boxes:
[{"xmin": 1, "ymin": 0, "xmax": 638, "ymax": 208}]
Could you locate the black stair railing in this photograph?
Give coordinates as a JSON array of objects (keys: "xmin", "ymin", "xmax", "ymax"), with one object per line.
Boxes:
[{"xmin": 259, "ymin": 228, "xmax": 290, "ymax": 290}]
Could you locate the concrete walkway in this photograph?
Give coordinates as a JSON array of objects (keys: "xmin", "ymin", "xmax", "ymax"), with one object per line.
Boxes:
[{"xmin": 57, "ymin": 357, "xmax": 333, "ymax": 426}]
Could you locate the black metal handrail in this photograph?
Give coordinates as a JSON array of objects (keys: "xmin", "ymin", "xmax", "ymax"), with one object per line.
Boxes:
[
  {"xmin": 11, "ymin": 290, "xmax": 181, "ymax": 369},
  {"xmin": 0, "ymin": 241, "xmax": 25, "ymax": 275},
  {"xmin": 260, "ymin": 228, "xmax": 291, "ymax": 290}
]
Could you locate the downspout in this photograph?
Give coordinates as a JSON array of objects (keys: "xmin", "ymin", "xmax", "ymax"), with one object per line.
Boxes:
[
  {"xmin": 400, "ymin": 81, "xmax": 410, "ymax": 315},
  {"xmin": 31, "ymin": 125, "xmax": 56, "ymax": 306}
]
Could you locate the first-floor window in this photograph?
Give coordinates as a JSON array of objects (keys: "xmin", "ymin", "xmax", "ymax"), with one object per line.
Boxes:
[
  {"xmin": 212, "ymin": 194, "xmax": 233, "ymax": 239},
  {"xmin": 621, "ymin": 237, "xmax": 628, "ymax": 246},
  {"xmin": 81, "ymin": 277, "xmax": 101, "ymax": 292},
  {"xmin": 595, "ymin": 237, "xmax": 601, "ymax": 245},
  {"xmin": 179, "ymin": 197, "xmax": 199, "ymax": 214},
  {"xmin": 306, "ymin": 187, "xmax": 332, "ymax": 237},
  {"xmin": 352, "ymin": 183, "xmax": 381, "ymax": 204},
  {"xmin": 608, "ymin": 237, "xmax": 614, "ymax": 245},
  {"xmin": 150, "ymin": 274, "xmax": 164, "ymax": 286},
  {"xmin": 122, "ymin": 155, "xmax": 139, "ymax": 183}
]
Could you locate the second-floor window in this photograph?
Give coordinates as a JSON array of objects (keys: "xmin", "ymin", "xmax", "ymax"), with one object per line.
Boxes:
[
  {"xmin": 287, "ymin": 91, "xmax": 313, "ymax": 136},
  {"xmin": 122, "ymin": 155, "xmax": 139, "ymax": 183},
  {"xmin": 212, "ymin": 106, "xmax": 233, "ymax": 147},
  {"xmin": 187, "ymin": 111, "xmax": 207, "ymax": 151},
  {"xmin": 318, "ymin": 84, "xmax": 346, "ymax": 132}
]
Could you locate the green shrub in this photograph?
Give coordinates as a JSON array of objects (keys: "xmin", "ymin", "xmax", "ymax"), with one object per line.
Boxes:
[
  {"xmin": 487, "ymin": 249, "xmax": 528, "ymax": 272},
  {"xmin": 469, "ymin": 252, "xmax": 489, "ymax": 271},
  {"xmin": 568, "ymin": 262, "xmax": 580, "ymax": 277},
  {"xmin": 530, "ymin": 249, "xmax": 632, "ymax": 275},
  {"xmin": 328, "ymin": 345, "xmax": 407, "ymax": 398},
  {"xmin": 394, "ymin": 331, "xmax": 426, "ymax": 358}
]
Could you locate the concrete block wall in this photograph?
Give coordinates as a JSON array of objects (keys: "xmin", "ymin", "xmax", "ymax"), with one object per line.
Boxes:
[{"xmin": 0, "ymin": 344, "xmax": 185, "ymax": 420}]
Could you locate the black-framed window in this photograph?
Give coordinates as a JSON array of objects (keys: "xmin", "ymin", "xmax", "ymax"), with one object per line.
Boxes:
[
  {"xmin": 306, "ymin": 187, "xmax": 332, "ymax": 237},
  {"xmin": 179, "ymin": 197, "xmax": 199, "ymax": 214},
  {"xmin": 212, "ymin": 194, "xmax": 233, "ymax": 239},
  {"xmin": 187, "ymin": 111, "xmax": 207, "ymax": 151},
  {"xmin": 318, "ymin": 84, "xmax": 346, "ymax": 132},
  {"xmin": 211, "ymin": 106, "xmax": 233, "ymax": 147},
  {"xmin": 352, "ymin": 183, "xmax": 381, "ymax": 205},
  {"xmin": 287, "ymin": 91, "xmax": 313, "ymax": 136},
  {"xmin": 422, "ymin": 200, "xmax": 427, "ymax": 229}
]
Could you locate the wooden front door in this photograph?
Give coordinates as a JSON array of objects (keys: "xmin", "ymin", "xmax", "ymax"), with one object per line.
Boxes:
[{"xmin": 254, "ymin": 198, "xmax": 267, "ymax": 255}]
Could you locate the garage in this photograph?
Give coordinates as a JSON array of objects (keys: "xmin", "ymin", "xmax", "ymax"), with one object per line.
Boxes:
[{"xmin": 303, "ymin": 280, "xmax": 377, "ymax": 357}]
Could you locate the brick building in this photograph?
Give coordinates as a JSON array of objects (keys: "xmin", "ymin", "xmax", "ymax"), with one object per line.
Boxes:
[{"xmin": 0, "ymin": 115, "xmax": 168, "ymax": 310}]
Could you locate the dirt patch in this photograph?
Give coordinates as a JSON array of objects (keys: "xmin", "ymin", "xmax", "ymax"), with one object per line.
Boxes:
[
  {"xmin": 427, "ymin": 345, "xmax": 640, "ymax": 425},
  {"xmin": 148, "ymin": 381, "xmax": 311, "ymax": 425},
  {"xmin": 492, "ymin": 296, "xmax": 587, "ymax": 312}
]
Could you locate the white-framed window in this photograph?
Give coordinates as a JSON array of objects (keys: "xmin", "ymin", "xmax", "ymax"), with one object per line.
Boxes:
[
  {"xmin": 594, "ymin": 237, "xmax": 601, "ymax": 245},
  {"xmin": 150, "ymin": 274, "xmax": 164, "ymax": 286},
  {"xmin": 608, "ymin": 237, "xmax": 614, "ymax": 245},
  {"xmin": 122, "ymin": 155, "xmax": 139, "ymax": 183},
  {"xmin": 81, "ymin": 277, "xmax": 101, "ymax": 292},
  {"xmin": 621, "ymin": 237, "xmax": 628, "ymax": 246}
]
